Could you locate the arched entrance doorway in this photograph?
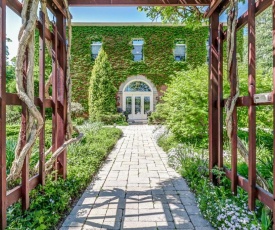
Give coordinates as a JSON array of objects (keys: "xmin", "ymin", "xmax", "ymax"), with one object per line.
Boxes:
[
  {"xmin": 123, "ymin": 80, "xmax": 153, "ymax": 120},
  {"xmin": 118, "ymin": 76, "xmax": 158, "ymax": 121}
]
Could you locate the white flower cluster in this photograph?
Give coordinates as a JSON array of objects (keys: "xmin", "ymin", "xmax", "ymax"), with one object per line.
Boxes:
[{"xmin": 202, "ymin": 197, "xmax": 261, "ymax": 230}]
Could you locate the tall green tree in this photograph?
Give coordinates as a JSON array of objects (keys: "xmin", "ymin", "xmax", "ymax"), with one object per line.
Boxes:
[{"xmin": 89, "ymin": 49, "xmax": 117, "ymax": 120}]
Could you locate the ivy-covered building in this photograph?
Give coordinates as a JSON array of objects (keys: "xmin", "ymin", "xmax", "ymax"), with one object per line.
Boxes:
[{"xmin": 71, "ymin": 22, "xmax": 210, "ymax": 119}]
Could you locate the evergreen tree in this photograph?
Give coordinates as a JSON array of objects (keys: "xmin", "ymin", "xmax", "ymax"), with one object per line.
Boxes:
[{"xmin": 89, "ymin": 49, "xmax": 117, "ymax": 120}]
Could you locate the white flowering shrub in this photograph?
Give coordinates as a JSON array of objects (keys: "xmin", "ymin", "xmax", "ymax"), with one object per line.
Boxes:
[
  {"xmin": 167, "ymin": 144, "xmax": 204, "ymax": 170},
  {"xmin": 152, "ymin": 125, "xmax": 168, "ymax": 142},
  {"xmin": 71, "ymin": 102, "xmax": 84, "ymax": 118},
  {"xmin": 79, "ymin": 122, "xmax": 103, "ymax": 134}
]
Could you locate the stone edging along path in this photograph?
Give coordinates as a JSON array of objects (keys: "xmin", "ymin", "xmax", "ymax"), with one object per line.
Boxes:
[{"xmin": 61, "ymin": 125, "xmax": 213, "ymax": 230}]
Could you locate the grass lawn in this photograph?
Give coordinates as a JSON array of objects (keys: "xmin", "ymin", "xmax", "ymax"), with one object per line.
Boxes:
[{"xmin": 6, "ymin": 122, "xmax": 122, "ymax": 229}]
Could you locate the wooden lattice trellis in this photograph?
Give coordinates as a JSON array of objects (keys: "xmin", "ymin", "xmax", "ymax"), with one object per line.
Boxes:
[
  {"xmin": 0, "ymin": 0, "xmax": 73, "ymax": 228},
  {"xmin": 207, "ymin": 0, "xmax": 275, "ymax": 228}
]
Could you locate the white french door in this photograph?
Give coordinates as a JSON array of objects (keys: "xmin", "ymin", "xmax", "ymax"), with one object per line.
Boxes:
[{"xmin": 124, "ymin": 93, "xmax": 153, "ymax": 120}]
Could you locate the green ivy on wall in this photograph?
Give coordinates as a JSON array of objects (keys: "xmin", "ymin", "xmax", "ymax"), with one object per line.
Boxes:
[
  {"xmin": 71, "ymin": 25, "xmax": 207, "ymax": 113},
  {"xmin": 70, "ymin": 25, "xmax": 243, "ymax": 114}
]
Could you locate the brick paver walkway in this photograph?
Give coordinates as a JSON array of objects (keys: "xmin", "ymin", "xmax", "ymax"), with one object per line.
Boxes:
[{"xmin": 61, "ymin": 125, "xmax": 213, "ymax": 230}]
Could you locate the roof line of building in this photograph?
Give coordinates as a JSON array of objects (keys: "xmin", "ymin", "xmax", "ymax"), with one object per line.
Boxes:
[{"xmin": 71, "ymin": 22, "xmax": 190, "ymax": 26}]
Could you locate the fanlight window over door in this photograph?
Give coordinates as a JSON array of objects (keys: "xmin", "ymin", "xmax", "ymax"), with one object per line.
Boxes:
[{"xmin": 124, "ymin": 81, "xmax": 151, "ymax": 92}]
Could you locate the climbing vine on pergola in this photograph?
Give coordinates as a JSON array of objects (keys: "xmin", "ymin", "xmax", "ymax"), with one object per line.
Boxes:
[
  {"xmin": 208, "ymin": 0, "xmax": 275, "ymax": 228},
  {"xmin": 0, "ymin": 0, "xmax": 84, "ymax": 228},
  {"xmin": 7, "ymin": 0, "xmax": 82, "ymax": 183}
]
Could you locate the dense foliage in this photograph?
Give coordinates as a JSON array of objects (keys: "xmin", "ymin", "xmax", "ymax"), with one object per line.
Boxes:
[
  {"xmin": 6, "ymin": 123, "xmax": 122, "ymax": 229},
  {"xmin": 150, "ymin": 65, "xmax": 208, "ymax": 142},
  {"xmin": 151, "ymin": 61, "xmax": 273, "ymax": 142},
  {"xmin": 96, "ymin": 113, "xmax": 127, "ymax": 125},
  {"xmin": 152, "ymin": 59, "xmax": 274, "ymax": 194},
  {"xmin": 88, "ymin": 49, "xmax": 117, "ymax": 121}
]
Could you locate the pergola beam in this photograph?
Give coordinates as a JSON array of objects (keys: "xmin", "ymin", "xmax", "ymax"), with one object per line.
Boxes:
[
  {"xmin": 237, "ymin": 0, "xmax": 272, "ymax": 29},
  {"xmin": 6, "ymin": 0, "xmax": 21, "ymax": 16},
  {"xmin": 68, "ymin": 0, "xmax": 210, "ymax": 6},
  {"xmin": 205, "ymin": 0, "xmax": 222, "ymax": 18}
]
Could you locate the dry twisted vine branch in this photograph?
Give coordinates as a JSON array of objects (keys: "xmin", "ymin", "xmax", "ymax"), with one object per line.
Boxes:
[
  {"xmin": 7, "ymin": 0, "xmax": 43, "ymax": 182},
  {"xmin": 8, "ymin": 0, "xmax": 83, "ymax": 181},
  {"xmin": 45, "ymin": 127, "xmax": 83, "ymax": 174},
  {"xmin": 225, "ymin": 0, "xmax": 269, "ymax": 190}
]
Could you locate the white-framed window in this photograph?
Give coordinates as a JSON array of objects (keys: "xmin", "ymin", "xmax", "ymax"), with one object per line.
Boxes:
[
  {"xmin": 174, "ymin": 41, "xmax": 186, "ymax": 61},
  {"xmin": 91, "ymin": 41, "xmax": 102, "ymax": 60},
  {"xmin": 132, "ymin": 39, "xmax": 144, "ymax": 61}
]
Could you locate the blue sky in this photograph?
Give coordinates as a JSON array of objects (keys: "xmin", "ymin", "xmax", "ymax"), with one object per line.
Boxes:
[
  {"xmin": 6, "ymin": 3, "xmax": 248, "ymax": 60},
  {"xmin": 70, "ymin": 7, "xmax": 153, "ymax": 22}
]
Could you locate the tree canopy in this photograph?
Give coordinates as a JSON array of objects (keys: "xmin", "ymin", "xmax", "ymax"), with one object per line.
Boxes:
[{"xmin": 138, "ymin": 6, "xmax": 206, "ymax": 27}]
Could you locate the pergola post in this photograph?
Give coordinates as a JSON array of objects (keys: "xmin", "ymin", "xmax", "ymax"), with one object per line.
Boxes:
[
  {"xmin": 228, "ymin": 6, "xmax": 238, "ymax": 196},
  {"xmin": 209, "ymin": 7, "xmax": 220, "ymax": 184},
  {"xmin": 0, "ymin": 0, "xmax": 6, "ymax": 227},
  {"xmin": 52, "ymin": 23, "xmax": 58, "ymax": 179},
  {"xmin": 248, "ymin": 0, "xmax": 256, "ymax": 210},
  {"xmin": 217, "ymin": 23, "xmax": 223, "ymax": 171},
  {"xmin": 56, "ymin": 11, "xmax": 67, "ymax": 179},
  {"xmin": 39, "ymin": 10, "xmax": 46, "ymax": 186}
]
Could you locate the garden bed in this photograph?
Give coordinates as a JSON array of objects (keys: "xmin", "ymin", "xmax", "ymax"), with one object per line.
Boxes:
[
  {"xmin": 6, "ymin": 122, "xmax": 122, "ymax": 229},
  {"xmin": 154, "ymin": 127, "xmax": 272, "ymax": 230}
]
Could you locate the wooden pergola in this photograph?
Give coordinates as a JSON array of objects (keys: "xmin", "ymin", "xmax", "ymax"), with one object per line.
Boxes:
[{"xmin": 0, "ymin": 0, "xmax": 275, "ymax": 229}]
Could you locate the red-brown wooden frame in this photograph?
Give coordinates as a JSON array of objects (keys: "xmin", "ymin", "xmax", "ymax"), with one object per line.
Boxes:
[
  {"xmin": 208, "ymin": 0, "xmax": 275, "ymax": 227},
  {"xmin": 0, "ymin": 0, "xmax": 67, "ymax": 228}
]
